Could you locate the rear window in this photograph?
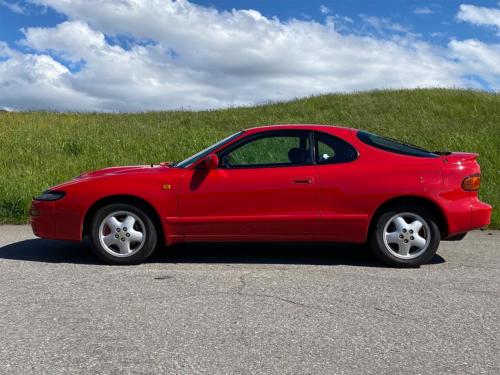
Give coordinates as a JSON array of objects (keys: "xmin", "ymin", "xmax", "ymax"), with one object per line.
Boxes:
[{"xmin": 357, "ymin": 131, "xmax": 438, "ymax": 158}]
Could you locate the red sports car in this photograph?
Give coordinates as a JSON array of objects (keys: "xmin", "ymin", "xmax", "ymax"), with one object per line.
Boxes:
[{"xmin": 30, "ymin": 125, "xmax": 491, "ymax": 266}]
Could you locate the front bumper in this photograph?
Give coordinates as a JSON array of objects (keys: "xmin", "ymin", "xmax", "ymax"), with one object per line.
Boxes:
[
  {"xmin": 30, "ymin": 200, "xmax": 57, "ymax": 239},
  {"xmin": 29, "ymin": 199, "xmax": 82, "ymax": 241}
]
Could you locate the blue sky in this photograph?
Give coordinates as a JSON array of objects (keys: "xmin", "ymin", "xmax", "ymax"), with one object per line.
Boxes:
[
  {"xmin": 195, "ymin": 0, "xmax": 498, "ymax": 43},
  {"xmin": 0, "ymin": 1, "xmax": 499, "ymax": 111},
  {"xmin": 2, "ymin": 1, "xmax": 497, "ymax": 46}
]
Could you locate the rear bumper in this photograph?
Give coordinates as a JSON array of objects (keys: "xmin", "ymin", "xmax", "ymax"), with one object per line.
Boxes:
[
  {"xmin": 445, "ymin": 198, "xmax": 492, "ymax": 237},
  {"xmin": 470, "ymin": 200, "xmax": 492, "ymax": 229}
]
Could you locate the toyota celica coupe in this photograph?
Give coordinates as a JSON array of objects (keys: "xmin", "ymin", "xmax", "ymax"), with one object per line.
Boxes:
[{"xmin": 30, "ymin": 125, "xmax": 492, "ymax": 266}]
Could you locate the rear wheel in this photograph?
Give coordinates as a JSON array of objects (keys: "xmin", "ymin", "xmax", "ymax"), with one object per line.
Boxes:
[
  {"xmin": 369, "ymin": 206, "xmax": 440, "ymax": 267},
  {"xmin": 89, "ymin": 203, "xmax": 158, "ymax": 265}
]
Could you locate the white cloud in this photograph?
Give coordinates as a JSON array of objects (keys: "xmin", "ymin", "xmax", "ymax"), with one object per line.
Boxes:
[
  {"xmin": 359, "ymin": 14, "xmax": 411, "ymax": 34},
  {"xmin": 457, "ymin": 3, "xmax": 500, "ymax": 32},
  {"xmin": 320, "ymin": 5, "xmax": 330, "ymax": 15},
  {"xmin": 0, "ymin": 0, "xmax": 498, "ymax": 111},
  {"xmin": 0, "ymin": 42, "xmax": 100, "ymax": 110},
  {"xmin": 22, "ymin": 21, "xmax": 107, "ymax": 62},
  {"xmin": 414, "ymin": 7, "xmax": 434, "ymax": 15},
  {"xmin": 449, "ymin": 39, "xmax": 500, "ymax": 88},
  {"xmin": 1, "ymin": 0, "xmax": 49, "ymax": 15},
  {"xmin": 0, "ymin": 0, "xmax": 25, "ymax": 14}
]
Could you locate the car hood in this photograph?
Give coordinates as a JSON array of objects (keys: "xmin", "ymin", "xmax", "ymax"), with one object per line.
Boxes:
[
  {"xmin": 46, "ymin": 164, "xmax": 173, "ymax": 192},
  {"xmin": 76, "ymin": 165, "xmax": 163, "ymax": 179}
]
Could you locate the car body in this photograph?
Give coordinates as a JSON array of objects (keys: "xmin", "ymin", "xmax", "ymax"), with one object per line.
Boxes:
[{"xmin": 30, "ymin": 124, "xmax": 492, "ymax": 266}]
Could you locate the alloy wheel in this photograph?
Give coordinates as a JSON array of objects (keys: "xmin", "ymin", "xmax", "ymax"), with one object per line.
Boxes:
[
  {"xmin": 98, "ymin": 211, "xmax": 146, "ymax": 257},
  {"xmin": 382, "ymin": 212, "xmax": 430, "ymax": 259}
]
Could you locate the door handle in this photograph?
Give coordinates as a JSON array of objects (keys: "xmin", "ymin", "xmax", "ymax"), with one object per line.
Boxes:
[{"xmin": 292, "ymin": 177, "xmax": 314, "ymax": 184}]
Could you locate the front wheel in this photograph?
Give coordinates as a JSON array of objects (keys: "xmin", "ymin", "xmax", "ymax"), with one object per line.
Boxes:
[
  {"xmin": 89, "ymin": 203, "xmax": 158, "ymax": 265},
  {"xmin": 369, "ymin": 206, "xmax": 441, "ymax": 267}
]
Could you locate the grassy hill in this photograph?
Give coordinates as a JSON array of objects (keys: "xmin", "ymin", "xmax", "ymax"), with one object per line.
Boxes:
[{"xmin": 0, "ymin": 88, "xmax": 498, "ymax": 227}]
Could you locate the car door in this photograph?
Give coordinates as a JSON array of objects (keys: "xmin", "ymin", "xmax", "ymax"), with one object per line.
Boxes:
[
  {"xmin": 178, "ymin": 130, "xmax": 321, "ymax": 241},
  {"xmin": 314, "ymin": 131, "xmax": 368, "ymax": 243}
]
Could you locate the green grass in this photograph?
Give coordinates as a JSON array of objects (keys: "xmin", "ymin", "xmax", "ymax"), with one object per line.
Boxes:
[{"xmin": 0, "ymin": 88, "xmax": 498, "ymax": 227}]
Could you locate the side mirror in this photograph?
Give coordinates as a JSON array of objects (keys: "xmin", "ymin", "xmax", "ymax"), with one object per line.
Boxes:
[{"xmin": 203, "ymin": 154, "xmax": 219, "ymax": 170}]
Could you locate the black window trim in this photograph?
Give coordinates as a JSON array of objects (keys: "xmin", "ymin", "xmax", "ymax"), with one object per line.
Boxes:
[{"xmin": 216, "ymin": 129, "xmax": 315, "ymax": 169}]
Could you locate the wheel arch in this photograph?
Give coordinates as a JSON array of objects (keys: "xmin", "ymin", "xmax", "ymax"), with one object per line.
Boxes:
[
  {"xmin": 82, "ymin": 194, "xmax": 165, "ymax": 243},
  {"xmin": 368, "ymin": 195, "xmax": 448, "ymax": 239}
]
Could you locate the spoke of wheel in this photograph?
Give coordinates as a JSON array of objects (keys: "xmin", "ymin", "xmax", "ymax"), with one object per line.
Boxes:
[
  {"xmin": 385, "ymin": 231, "xmax": 401, "ymax": 244},
  {"xmin": 103, "ymin": 233, "xmax": 117, "ymax": 247},
  {"xmin": 393, "ymin": 216, "xmax": 407, "ymax": 232},
  {"xmin": 412, "ymin": 234, "xmax": 426, "ymax": 249},
  {"xmin": 410, "ymin": 220, "xmax": 423, "ymax": 233},
  {"xmin": 129, "ymin": 230, "xmax": 143, "ymax": 243},
  {"xmin": 398, "ymin": 241, "xmax": 411, "ymax": 256},
  {"xmin": 122, "ymin": 215, "xmax": 136, "ymax": 230},
  {"xmin": 117, "ymin": 240, "xmax": 131, "ymax": 254},
  {"xmin": 105, "ymin": 216, "xmax": 121, "ymax": 231}
]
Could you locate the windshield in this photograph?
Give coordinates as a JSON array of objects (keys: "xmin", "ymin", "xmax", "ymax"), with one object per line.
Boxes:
[{"xmin": 175, "ymin": 131, "xmax": 244, "ymax": 168}]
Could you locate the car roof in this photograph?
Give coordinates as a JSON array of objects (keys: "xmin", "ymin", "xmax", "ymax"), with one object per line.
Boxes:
[{"xmin": 243, "ymin": 124, "xmax": 358, "ymax": 136}]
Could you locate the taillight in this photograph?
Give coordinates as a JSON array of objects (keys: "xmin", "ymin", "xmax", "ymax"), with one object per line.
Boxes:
[
  {"xmin": 462, "ymin": 174, "xmax": 481, "ymax": 191},
  {"xmin": 29, "ymin": 206, "xmax": 40, "ymax": 217}
]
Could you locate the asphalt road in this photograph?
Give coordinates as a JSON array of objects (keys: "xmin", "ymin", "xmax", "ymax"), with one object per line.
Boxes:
[{"xmin": 0, "ymin": 226, "xmax": 498, "ymax": 375}]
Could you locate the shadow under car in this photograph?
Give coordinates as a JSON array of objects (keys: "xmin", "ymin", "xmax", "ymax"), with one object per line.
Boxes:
[{"xmin": 0, "ymin": 238, "xmax": 445, "ymax": 267}]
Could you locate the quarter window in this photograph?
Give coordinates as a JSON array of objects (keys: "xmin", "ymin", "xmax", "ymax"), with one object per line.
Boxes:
[
  {"xmin": 315, "ymin": 132, "xmax": 357, "ymax": 164},
  {"xmin": 357, "ymin": 131, "xmax": 437, "ymax": 158}
]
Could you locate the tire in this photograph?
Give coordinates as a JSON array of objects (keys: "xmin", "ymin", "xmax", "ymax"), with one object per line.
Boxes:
[
  {"xmin": 89, "ymin": 203, "xmax": 158, "ymax": 265},
  {"xmin": 369, "ymin": 205, "xmax": 441, "ymax": 267}
]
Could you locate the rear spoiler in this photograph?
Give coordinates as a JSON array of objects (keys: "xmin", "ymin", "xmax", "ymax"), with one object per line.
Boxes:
[{"xmin": 442, "ymin": 152, "xmax": 479, "ymax": 163}]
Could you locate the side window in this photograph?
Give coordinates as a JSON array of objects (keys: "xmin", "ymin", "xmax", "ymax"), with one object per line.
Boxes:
[
  {"xmin": 315, "ymin": 132, "xmax": 357, "ymax": 164},
  {"xmin": 221, "ymin": 132, "xmax": 311, "ymax": 168}
]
